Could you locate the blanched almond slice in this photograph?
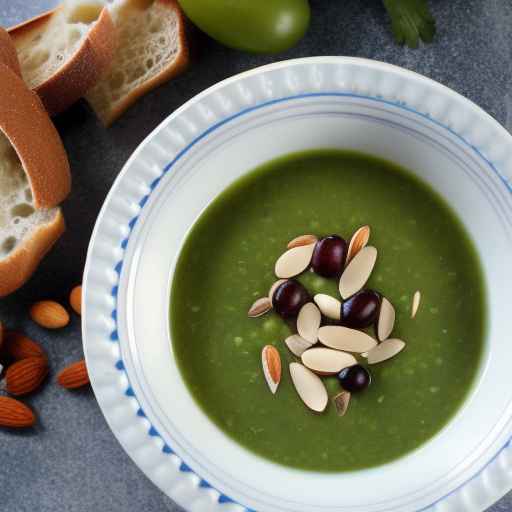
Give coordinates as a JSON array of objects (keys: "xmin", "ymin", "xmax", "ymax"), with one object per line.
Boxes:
[
  {"xmin": 333, "ymin": 391, "xmax": 351, "ymax": 417},
  {"xmin": 318, "ymin": 326, "xmax": 377, "ymax": 353},
  {"xmin": 314, "ymin": 294, "xmax": 341, "ymax": 320},
  {"xmin": 377, "ymin": 297, "xmax": 395, "ymax": 341},
  {"xmin": 411, "ymin": 291, "xmax": 421, "ymax": 318},
  {"xmin": 289, "ymin": 362, "xmax": 328, "ymax": 412},
  {"xmin": 275, "ymin": 244, "xmax": 315, "ymax": 279},
  {"xmin": 339, "ymin": 246, "xmax": 377, "ymax": 299},
  {"xmin": 287, "ymin": 234, "xmax": 318, "ymax": 249},
  {"xmin": 301, "ymin": 348, "xmax": 356, "ymax": 375},
  {"xmin": 297, "ymin": 302, "xmax": 321, "ymax": 343},
  {"xmin": 285, "ymin": 334, "xmax": 313, "ymax": 357},
  {"xmin": 367, "ymin": 338, "xmax": 405, "ymax": 364},
  {"xmin": 268, "ymin": 279, "xmax": 287, "ymax": 305},
  {"xmin": 347, "ymin": 225, "xmax": 370, "ymax": 264},
  {"xmin": 248, "ymin": 297, "xmax": 272, "ymax": 317},
  {"xmin": 262, "ymin": 345, "xmax": 281, "ymax": 394}
]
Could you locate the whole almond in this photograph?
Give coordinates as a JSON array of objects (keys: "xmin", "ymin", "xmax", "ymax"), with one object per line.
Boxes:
[
  {"xmin": 30, "ymin": 300, "xmax": 70, "ymax": 329},
  {"xmin": 261, "ymin": 345, "xmax": 281, "ymax": 394},
  {"xmin": 248, "ymin": 297, "xmax": 272, "ymax": 317},
  {"xmin": 5, "ymin": 357, "xmax": 49, "ymax": 396},
  {"xmin": 69, "ymin": 285, "xmax": 82, "ymax": 315},
  {"xmin": 287, "ymin": 234, "xmax": 318, "ymax": 249},
  {"xmin": 57, "ymin": 359, "xmax": 90, "ymax": 389},
  {"xmin": 0, "ymin": 396, "xmax": 36, "ymax": 428},
  {"xmin": 3, "ymin": 331, "xmax": 46, "ymax": 361}
]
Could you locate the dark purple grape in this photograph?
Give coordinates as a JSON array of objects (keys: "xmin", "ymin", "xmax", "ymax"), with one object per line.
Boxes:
[
  {"xmin": 272, "ymin": 279, "xmax": 310, "ymax": 318},
  {"xmin": 338, "ymin": 365, "xmax": 371, "ymax": 393},
  {"xmin": 311, "ymin": 235, "xmax": 348, "ymax": 277},
  {"xmin": 342, "ymin": 290, "xmax": 381, "ymax": 328}
]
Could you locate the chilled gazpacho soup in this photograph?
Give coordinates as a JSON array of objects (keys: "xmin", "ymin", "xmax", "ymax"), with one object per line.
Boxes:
[{"xmin": 171, "ymin": 149, "xmax": 486, "ymax": 472}]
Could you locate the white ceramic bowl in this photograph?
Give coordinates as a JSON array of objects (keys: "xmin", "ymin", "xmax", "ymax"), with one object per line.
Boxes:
[{"xmin": 83, "ymin": 57, "xmax": 512, "ymax": 512}]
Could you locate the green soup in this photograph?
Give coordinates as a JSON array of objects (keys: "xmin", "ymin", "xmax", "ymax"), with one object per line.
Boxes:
[{"xmin": 171, "ymin": 150, "xmax": 486, "ymax": 472}]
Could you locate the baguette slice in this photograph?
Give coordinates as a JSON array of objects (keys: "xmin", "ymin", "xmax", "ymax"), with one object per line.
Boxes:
[
  {"xmin": 0, "ymin": 27, "xmax": 21, "ymax": 76},
  {"xmin": 0, "ymin": 63, "xmax": 70, "ymax": 209},
  {"xmin": 9, "ymin": 2, "xmax": 116, "ymax": 116},
  {"xmin": 0, "ymin": 132, "xmax": 65, "ymax": 297},
  {"xmin": 85, "ymin": 0, "xmax": 189, "ymax": 125},
  {"xmin": 0, "ymin": 63, "xmax": 70, "ymax": 297}
]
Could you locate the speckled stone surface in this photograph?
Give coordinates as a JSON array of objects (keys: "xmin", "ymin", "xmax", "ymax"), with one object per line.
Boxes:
[{"xmin": 0, "ymin": 1, "xmax": 511, "ymax": 511}]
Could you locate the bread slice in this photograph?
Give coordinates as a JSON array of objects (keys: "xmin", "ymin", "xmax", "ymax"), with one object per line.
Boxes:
[
  {"xmin": 9, "ymin": 2, "xmax": 116, "ymax": 116},
  {"xmin": 0, "ymin": 132, "xmax": 65, "ymax": 297},
  {"xmin": 0, "ymin": 63, "xmax": 70, "ymax": 297},
  {"xmin": 85, "ymin": 0, "xmax": 189, "ymax": 125},
  {"xmin": 0, "ymin": 62, "xmax": 71, "ymax": 209},
  {"xmin": 0, "ymin": 27, "xmax": 21, "ymax": 76}
]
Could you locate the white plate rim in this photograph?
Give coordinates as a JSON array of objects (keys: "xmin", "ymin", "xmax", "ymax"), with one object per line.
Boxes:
[{"xmin": 82, "ymin": 56, "xmax": 512, "ymax": 512}]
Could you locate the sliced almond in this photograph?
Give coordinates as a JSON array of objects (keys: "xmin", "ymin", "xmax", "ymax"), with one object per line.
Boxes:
[
  {"xmin": 367, "ymin": 338, "xmax": 406, "ymax": 364},
  {"xmin": 285, "ymin": 334, "xmax": 313, "ymax": 357},
  {"xmin": 297, "ymin": 302, "xmax": 321, "ymax": 344},
  {"xmin": 377, "ymin": 297, "xmax": 395, "ymax": 341},
  {"xmin": 314, "ymin": 294, "xmax": 341, "ymax": 320},
  {"xmin": 333, "ymin": 391, "xmax": 351, "ymax": 417},
  {"xmin": 411, "ymin": 291, "xmax": 421, "ymax": 319},
  {"xmin": 268, "ymin": 279, "xmax": 287, "ymax": 305},
  {"xmin": 261, "ymin": 345, "xmax": 281, "ymax": 394},
  {"xmin": 347, "ymin": 225, "xmax": 370, "ymax": 264},
  {"xmin": 287, "ymin": 234, "xmax": 318, "ymax": 249},
  {"xmin": 248, "ymin": 297, "xmax": 272, "ymax": 317},
  {"xmin": 339, "ymin": 246, "xmax": 378, "ymax": 299},
  {"xmin": 289, "ymin": 362, "xmax": 328, "ymax": 412},
  {"xmin": 275, "ymin": 244, "xmax": 315, "ymax": 279},
  {"xmin": 301, "ymin": 348, "xmax": 356, "ymax": 375},
  {"xmin": 318, "ymin": 325, "xmax": 377, "ymax": 353}
]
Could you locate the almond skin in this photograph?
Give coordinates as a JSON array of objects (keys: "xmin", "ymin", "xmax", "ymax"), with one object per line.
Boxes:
[
  {"xmin": 346, "ymin": 225, "xmax": 371, "ymax": 264},
  {"xmin": 0, "ymin": 396, "xmax": 36, "ymax": 428},
  {"xmin": 5, "ymin": 357, "xmax": 49, "ymax": 396},
  {"xmin": 3, "ymin": 331, "xmax": 46, "ymax": 361},
  {"xmin": 57, "ymin": 359, "xmax": 90, "ymax": 389},
  {"xmin": 248, "ymin": 297, "xmax": 272, "ymax": 317},
  {"xmin": 30, "ymin": 300, "xmax": 70, "ymax": 329},
  {"xmin": 287, "ymin": 234, "xmax": 318, "ymax": 249},
  {"xmin": 69, "ymin": 285, "xmax": 82, "ymax": 315},
  {"xmin": 261, "ymin": 345, "xmax": 281, "ymax": 394}
]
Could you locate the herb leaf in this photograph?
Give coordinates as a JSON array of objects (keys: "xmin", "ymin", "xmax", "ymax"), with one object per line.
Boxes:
[{"xmin": 383, "ymin": 0, "xmax": 436, "ymax": 48}]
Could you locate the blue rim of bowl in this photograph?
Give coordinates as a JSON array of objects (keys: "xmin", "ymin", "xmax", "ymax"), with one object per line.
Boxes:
[{"xmin": 107, "ymin": 91, "xmax": 512, "ymax": 512}]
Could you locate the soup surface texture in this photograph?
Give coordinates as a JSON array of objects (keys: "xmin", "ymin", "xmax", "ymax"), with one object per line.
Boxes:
[{"xmin": 171, "ymin": 150, "xmax": 486, "ymax": 471}]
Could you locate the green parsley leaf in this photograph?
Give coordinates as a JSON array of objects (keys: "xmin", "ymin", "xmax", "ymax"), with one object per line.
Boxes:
[{"xmin": 383, "ymin": 0, "xmax": 436, "ymax": 48}]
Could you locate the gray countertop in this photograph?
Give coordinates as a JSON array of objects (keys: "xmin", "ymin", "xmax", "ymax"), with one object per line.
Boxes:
[{"xmin": 1, "ymin": 1, "xmax": 511, "ymax": 511}]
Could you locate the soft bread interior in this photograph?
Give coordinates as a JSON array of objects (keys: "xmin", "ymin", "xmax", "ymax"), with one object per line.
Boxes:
[
  {"xmin": 14, "ymin": 0, "xmax": 105, "ymax": 90},
  {"xmin": 0, "ymin": 133, "xmax": 58, "ymax": 259},
  {"xmin": 86, "ymin": 0, "xmax": 183, "ymax": 122}
]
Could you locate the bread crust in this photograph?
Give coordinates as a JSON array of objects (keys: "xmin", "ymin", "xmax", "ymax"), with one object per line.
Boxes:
[
  {"xmin": 89, "ymin": 0, "xmax": 189, "ymax": 125},
  {"xmin": 9, "ymin": 7, "xmax": 116, "ymax": 116},
  {"xmin": 7, "ymin": 8, "xmax": 55, "ymax": 36},
  {"xmin": 0, "ymin": 209, "xmax": 65, "ymax": 297},
  {"xmin": 0, "ymin": 27, "xmax": 21, "ymax": 76},
  {"xmin": 0, "ymin": 63, "xmax": 71, "ymax": 209}
]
